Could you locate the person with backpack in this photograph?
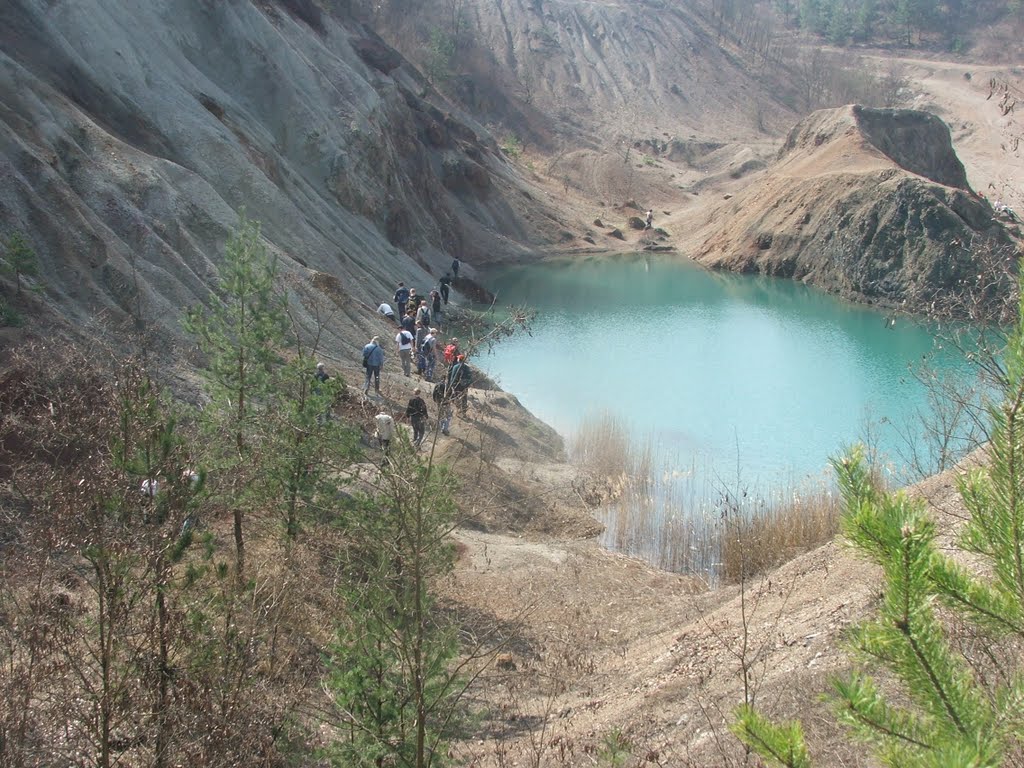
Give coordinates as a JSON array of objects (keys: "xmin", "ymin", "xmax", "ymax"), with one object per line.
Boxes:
[
  {"xmin": 414, "ymin": 320, "xmax": 429, "ymax": 375},
  {"xmin": 421, "ymin": 327, "xmax": 438, "ymax": 382},
  {"xmin": 443, "ymin": 337, "xmax": 460, "ymax": 366},
  {"xmin": 313, "ymin": 362, "xmax": 332, "ymax": 422},
  {"xmin": 394, "ymin": 282, "xmax": 410, "ymax": 319},
  {"xmin": 401, "ymin": 308, "xmax": 416, "ymax": 336},
  {"xmin": 404, "ymin": 388, "xmax": 429, "ymax": 448},
  {"xmin": 415, "ymin": 298, "xmax": 431, "ymax": 328},
  {"xmin": 446, "ymin": 354, "xmax": 473, "ymax": 415},
  {"xmin": 395, "ymin": 326, "xmax": 414, "ymax": 377},
  {"xmin": 361, "ymin": 336, "xmax": 384, "ymax": 395}
]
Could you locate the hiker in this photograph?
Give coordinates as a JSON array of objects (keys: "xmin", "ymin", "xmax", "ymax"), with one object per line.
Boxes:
[
  {"xmin": 443, "ymin": 337, "xmax": 460, "ymax": 366},
  {"xmin": 645, "ymin": 209, "xmax": 653, "ymax": 229},
  {"xmin": 421, "ymin": 327, "xmax": 438, "ymax": 382},
  {"xmin": 396, "ymin": 326, "xmax": 414, "ymax": 377},
  {"xmin": 377, "ymin": 301, "xmax": 397, "ymax": 324},
  {"xmin": 314, "ymin": 361, "xmax": 329, "ymax": 387},
  {"xmin": 405, "ymin": 388, "xmax": 429, "ymax": 448},
  {"xmin": 361, "ymin": 336, "xmax": 384, "ymax": 395},
  {"xmin": 401, "ymin": 309, "xmax": 416, "ymax": 336},
  {"xmin": 451, "ymin": 257, "xmax": 461, "ymax": 279},
  {"xmin": 446, "ymin": 354, "xmax": 473, "ymax": 415},
  {"xmin": 414, "ymin": 320, "xmax": 429, "ymax": 374},
  {"xmin": 394, "ymin": 282, "xmax": 410, "ymax": 319},
  {"xmin": 439, "ymin": 273, "xmax": 452, "ymax": 305},
  {"xmin": 408, "ymin": 288, "xmax": 419, "ymax": 311},
  {"xmin": 430, "ymin": 289, "xmax": 443, "ymax": 329},
  {"xmin": 432, "ymin": 381, "xmax": 454, "ymax": 436},
  {"xmin": 415, "ymin": 298, "xmax": 431, "ymax": 328},
  {"xmin": 374, "ymin": 408, "xmax": 396, "ymax": 455}
]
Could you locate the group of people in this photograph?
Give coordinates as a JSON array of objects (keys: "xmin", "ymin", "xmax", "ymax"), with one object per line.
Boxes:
[
  {"xmin": 361, "ymin": 325, "xmax": 446, "ymax": 395},
  {"xmin": 377, "ymin": 258, "xmax": 460, "ymax": 333},
  {"xmin": 361, "ymin": 258, "xmax": 475, "ymax": 450},
  {"xmin": 367, "ymin": 351, "xmax": 473, "ymax": 452}
]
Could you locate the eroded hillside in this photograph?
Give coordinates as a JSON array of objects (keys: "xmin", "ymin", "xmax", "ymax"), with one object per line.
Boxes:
[
  {"xmin": 0, "ymin": 0, "xmax": 567, "ymax": 354},
  {"xmin": 689, "ymin": 105, "xmax": 1019, "ymax": 315}
]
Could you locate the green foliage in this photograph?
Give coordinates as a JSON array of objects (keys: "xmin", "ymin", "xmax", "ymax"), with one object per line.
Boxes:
[
  {"xmin": 425, "ymin": 28, "xmax": 455, "ymax": 85},
  {"xmin": 734, "ymin": 277, "xmax": 1024, "ymax": 765},
  {"xmin": 1, "ymin": 231, "xmax": 40, "ymax": 295},
  {"xmin": 789, "ymin": 0, "xmax": 1007, "ymax": 44},
  {"xmin": 500, "ymin": 133, "xmax": 523, "ymax": 159},
  {"xmin": 261, "ymin": 353, "xmax": 358, "ymax": 539},
  {"xmin": 732, "ymin": 704, "xmax": 811, "ymax": 768},
  {"xmin": 0, "ymin": 296, "xmax": 22, "ymax": 327},
  {"xmin": 327, "ymin": 448, "xmax": 462, "ymax": 768},
  {"xmin": 184, "ymin": 214, "xmax": 286, "ymax": 447},
  {"xmin": 597, "ymin": 729, "xmax": 633, "ymax": 767},
  {"xmin": 184, "ymin": 214, "xmax": 287, "ymax": 575}
]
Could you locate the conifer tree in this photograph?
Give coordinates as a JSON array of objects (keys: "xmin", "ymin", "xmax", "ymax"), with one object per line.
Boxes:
[
  {"xmin": 328, "ymin": 443, "xmax": 462, "ymax": 768},
  {"xmin": 1, "ymin": 231, "xmax": 40, "ymax": 295},
  {"xmin": 184, "ymin": 214, "xmax": 286, "ymax": 577},
  {"xmin": 733, "ymin": 279, "xmax": 1024, "ymax": 766}
]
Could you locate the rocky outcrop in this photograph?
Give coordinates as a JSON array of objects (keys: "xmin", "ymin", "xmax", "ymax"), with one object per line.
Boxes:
[
  {"xmin": 0, "ymin": 0, "xmax": 557, "ymax": 351},
  {"xmin": 694, "ymin": 106, "xmax": 1019, "ymax": 315}
]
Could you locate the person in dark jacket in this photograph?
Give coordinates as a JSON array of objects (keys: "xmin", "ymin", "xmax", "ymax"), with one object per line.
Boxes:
[
  {"xmin": 361, "ymin": 336, "xmax": 384, "ymax": 395},
  {"xmin": 430, "ymin": 289, "xmax": 443, "ymax": 329},
  {"xmin": 439, "ymin": 273, "xmax": 452, "ymax": 304},
  {"xmin": 451, "ymin": 257, "xmax": 461, "ymax": 279},
  {"xmin": 394, "ymin": 282, "xmax": 410, "ymax": 319},
  {"xmin": 446, "ymin": 354, "xmax": 473, "ymax": 415},
  {"xmin": 432, "ymin": 380, "xmax": 453, "ymax": 435},
  {"xmin": 405, "ymin": 388, "xmax": 429, "ymax": 448}
]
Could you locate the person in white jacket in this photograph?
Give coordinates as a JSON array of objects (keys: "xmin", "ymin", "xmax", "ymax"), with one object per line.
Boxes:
[{"xmin": 375, "ymin": 409, "xmax": 396, "ymax": 455}]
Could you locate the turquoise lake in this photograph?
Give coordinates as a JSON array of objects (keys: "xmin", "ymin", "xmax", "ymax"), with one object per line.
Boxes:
[{"xmin": 474, "ymin": 256, "xmax": 979, "ymax": 497}]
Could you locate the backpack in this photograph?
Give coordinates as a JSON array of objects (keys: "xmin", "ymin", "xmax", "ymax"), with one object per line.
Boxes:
[{"xmin": 444, "ymin": 344, "xmax": 457, "ymax": 364}]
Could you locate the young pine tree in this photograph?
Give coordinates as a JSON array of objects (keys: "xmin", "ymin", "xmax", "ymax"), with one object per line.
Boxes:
[
  {"xmin": 184, "ymin": 214, "xmax": 287, "ymax": 578},
  {"xmin": 1, "ymin": 231, "xmax": 40, "ymax": 295},
  {"xmin": 328, "ymin": 443, "xmax": 462, "ymax": 768},
  {"xmin": 733, "ymin": 281, "xmax": 1024, "ymax": 766}
]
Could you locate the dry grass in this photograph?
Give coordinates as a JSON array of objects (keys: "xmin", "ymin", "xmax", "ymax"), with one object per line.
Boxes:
[
  {"xmin": 574, "ymin": 410, "xmax": 842, "ymax": 584},
  {"xmin": 718, "ymin": 486, "xmax": 841, "ymax": 584},
  {"xmin": 571, "ymin": 411, "xmax": 631, "ymax": 481}
]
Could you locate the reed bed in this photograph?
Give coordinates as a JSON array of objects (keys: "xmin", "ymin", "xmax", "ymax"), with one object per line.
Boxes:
[
  {"xmin": 573, "ymin": 410, "xmax": 842, "ymax": 585},
  {"xmin": 717, "ymin": 485, "xmax": 840, "ymax": 583}
]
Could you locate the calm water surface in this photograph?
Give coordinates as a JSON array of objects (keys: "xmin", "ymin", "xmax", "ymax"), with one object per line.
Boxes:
[{"xmin": 475, "ymin": 256, "xmax": 975, "ymax": 494}]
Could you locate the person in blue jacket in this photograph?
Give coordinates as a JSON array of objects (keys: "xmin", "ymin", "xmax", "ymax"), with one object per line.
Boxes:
[{"xmin": 361, "ymin": 336, "xmax": 385, "ymax": 395}]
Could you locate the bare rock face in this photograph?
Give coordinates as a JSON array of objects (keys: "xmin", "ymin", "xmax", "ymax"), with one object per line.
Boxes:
[
  {"xmin": 0, "ymin": 0, "xmax": 553, "ymax": 351},
  {"xmin": 778, "ymin": 106, "xmax": 969, "ymax": 189},
  {"xmin": 694, "ymin": 105, "xmax": 1018, "ymax": 315}
]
